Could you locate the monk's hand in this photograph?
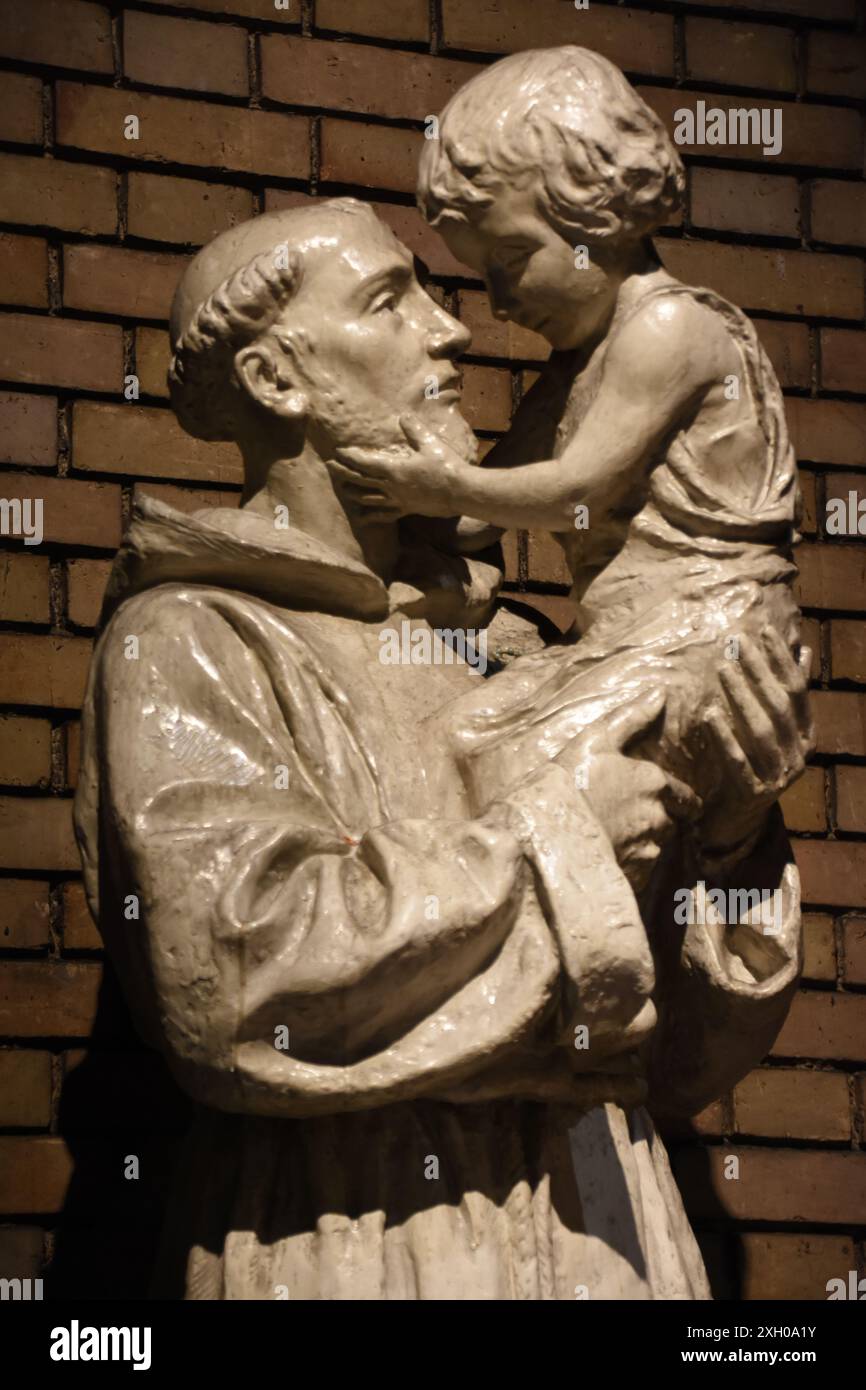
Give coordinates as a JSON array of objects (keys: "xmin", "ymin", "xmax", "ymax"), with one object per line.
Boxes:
[
  {"xmin": 555, "ymin": 689, "xmax": 701, "ymax": 892},
  {"xmin": 329, "ymin": 413, "xmax": 465, "ymax": 521},
  {"xmin": 701, "ymin": 629, "xmax": 815, "ymax": 852}
]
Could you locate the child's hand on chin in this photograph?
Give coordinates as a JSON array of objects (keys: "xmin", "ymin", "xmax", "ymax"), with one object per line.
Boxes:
[{"xmin": 329, "ymin": 413, "xmax": 467, "ymax": 521}]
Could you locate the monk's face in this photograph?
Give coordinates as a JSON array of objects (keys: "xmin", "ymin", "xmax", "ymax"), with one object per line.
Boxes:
[{"xmin": 266, "ymin": 215, "xmax": 475, "ymax": 459}]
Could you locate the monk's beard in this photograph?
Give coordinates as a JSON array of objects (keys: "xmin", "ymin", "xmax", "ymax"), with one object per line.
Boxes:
[{"xmin": 300, "ymin": 361, "xmax": 479, "ymax": 467}]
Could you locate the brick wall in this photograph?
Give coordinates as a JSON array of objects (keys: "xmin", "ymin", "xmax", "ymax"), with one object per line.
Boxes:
[{"xmin": 0, "ymin": 0, "xmax": 864, "ymax": 1301}]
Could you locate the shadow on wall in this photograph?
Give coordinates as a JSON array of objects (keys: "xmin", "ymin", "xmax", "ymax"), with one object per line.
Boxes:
[{"xmin": 47, "ymin": 964, "xmax": 190, "ymax": 1300}]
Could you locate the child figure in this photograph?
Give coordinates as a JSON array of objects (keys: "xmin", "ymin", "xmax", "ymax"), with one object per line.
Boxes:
[{"xmin": 334, "ymin": 47, "xmax": 804, "ymax": 862}]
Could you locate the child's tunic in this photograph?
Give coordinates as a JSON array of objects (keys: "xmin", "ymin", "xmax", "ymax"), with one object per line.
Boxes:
[{"xmin": 448, "ymin": 283, "xmax": 802, "ymax": 822}]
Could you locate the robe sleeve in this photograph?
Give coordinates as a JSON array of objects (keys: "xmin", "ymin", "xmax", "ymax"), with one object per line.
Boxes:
[
  {"xmin": 645, "ymin": 804, "xmax": 801, "ymax": 1116},
  {"xmin": 76, "ymin": 587, "xmax": 577, "ymax": 1117}
]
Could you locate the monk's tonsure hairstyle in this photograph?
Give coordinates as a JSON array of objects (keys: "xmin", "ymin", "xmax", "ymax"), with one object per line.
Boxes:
[
  {"xmin": 418, "ymin": 46, "xmax": 685, "ymax": 248},
  {"xmin": 169, "ymin": 197, "xmax": 377, "ymax": 442}
]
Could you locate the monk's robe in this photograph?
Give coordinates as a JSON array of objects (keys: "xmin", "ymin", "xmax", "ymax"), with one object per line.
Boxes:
[{"xmin": 74, "ymin": 498, "xmax": 800, "ymax": 1300}]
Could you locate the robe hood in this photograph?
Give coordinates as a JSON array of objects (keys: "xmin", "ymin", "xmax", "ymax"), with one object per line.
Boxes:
[{"xmin": 100, "ymin": 495, "xmax": 502, "ymax": 630}]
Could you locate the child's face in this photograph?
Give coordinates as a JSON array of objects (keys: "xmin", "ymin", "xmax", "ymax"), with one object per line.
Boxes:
[{"xmin": 436, "ymin": 184, "xmax": 620, "ymax": 351}]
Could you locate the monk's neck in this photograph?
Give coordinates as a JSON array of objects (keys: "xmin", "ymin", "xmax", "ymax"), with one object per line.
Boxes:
[{"xmin": 239, "ymin": 443, "xmax": 400, "ymax": 584}]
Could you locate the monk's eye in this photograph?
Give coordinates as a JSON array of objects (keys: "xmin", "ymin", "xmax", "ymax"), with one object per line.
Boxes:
[{"xmin": 371, "ymin": 291, "xmax": 399, "ymax": 314}]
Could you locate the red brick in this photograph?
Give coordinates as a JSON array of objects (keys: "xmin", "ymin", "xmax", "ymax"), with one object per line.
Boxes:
[
  {"xmin": 458, "ymin": 290, "xmax": 547, "ymax": 361},
  {"xmin": 686, "ymin": 18, "xmax": 796, "ymax": 92},
  {"xmin": 821, "ymin": 329, "xmax": 866, "ymax": 395},
  {"xmin": 798, "ymin": 471, "xmax": 817, "ymax": 536},
  {"xmin": 0, "ymin": 233, "xmax": 48, "ymax": 309},
  {"xmin": 73, "ymin": 401, "xmax": 242, "ymax": 486},
  {"xmin": 137, "ymin": 0, "xmax": 297, "ymax": 16},
  {"xmin": 795, "ymin": 840, "xmax": 866, "ymax": 909},
  {"xmin": 661, "ymin": 240, "xmax": 863, "ymax": 320},
  {"xmin": 316, "ymin": 0, "xmax": 427, "ymax": 42},
  {"xmin": 127, "ymin": 172, "xmax": 254, "ymax": 247},
  {"xmin": 0, "ymin": 634, "xmax": 92, "ymax": 709},
  {"xmin": 836, "ymin": 767, "xmax": 866, "ymax": 834},
  {"xmin": 0, "ymin": 154, "xmax": 116, "ymax": 236},
  {"xmin": 56, "ymin": 82, "xmax": 309, "ymax": 180},
  {"xmin": 263, "ymin": 35, "xmax": 478, "ymax": 122},
  {"xmin": 64, "ymin": 719, "xmax": 80, "ymax": 792},
  {"xmin": 0, "ymin": 959, "xmax": 101, "ymax": 1032},
  {"xmin": 63, "ymin": 244, "xmax": 187, "ymax": 322},
  {"xmin": 0, "ymin": 0, "xmax": 112, "ymax": 73},
  {"xmin": 0, "ymin": 73, "xmax": 43, "ymax": 145},
  {"xmin": 831, "ymin": 619, "xmax": 866, "ymax": 683},
  {"xmin": 124, "ymin": 10, "xmax": 248, "ymax": 98},
  {"xmin": 0, "ymin": 1137, "xmax": 73, "ymax": 1214},
  {"xmin": 811, "ymin": 690, "xmax": 866, "ymax": 756},
  {"xmin": 0, "ymin": 313, "xmax": 122, "ymax": 393},
  {"xmin": 796, "ymin": 543, "xmax": 866, "ymax": 613},
  {"xmin": 810, "ymin": 180, "xmax": 866, "ymax": 249},
  {"xmin": 0, "ymin": 475, "xmax": 121, "ymax": 550},
  {"xmin": 690, "ymin": 169, "xmax": 799, "ymax": 240},
  {"xmin": 733, "ymin": 1067, "xmax": 849, "ymax": 1141},
  {"xmin": 856, "ymin": 1072, "xmax": 866, "ymax": 1134},
  {"xmin": 526, "ymin": 530, "xmax": 572, "ymax": 587},
  {"xmin": 0, "ymin": 554, "xmax": 50, "ymax": 624},
  {"xmin": 772, "ymin": 990, "xmax": 866, "ymax": 1062},
  {"xmin": 461, "ymin": 364, "xmax": 512, "ymax": 433},
  {"xmin": 807, "ymin": 31, "xmax": 866, "ymax": 101},
  {"xmin": 802, "ymin": 912, "xmax": 836, "ymax": 984},
  {"xmin": 321, "ymin": 119, "xmax": 423, "ymax": 196},
  {"xmin": 788, "ymin": 400, "xmax": 866, "ymax": 470},
  {"xmin": 674, "ymin": 1145, "xmax": 866, "ymax": 1225},
  {"xmin": 0, "ymin": 392, "xmax": 54, "ymax": 469},
  {"xmin": 133, "ymin": 481, "xmax": 238, "ymax": 515},
  {"xmin": 740, "ymin": 1232, "xmax": 856, "ymax": 1302},
  {"xmin": 642, "ymin": 87, "xmax": 862, "ymax": 172},
  {"xmin": 752, "ymin": 320, "xmax": 810, "ymax": 390},
  {"xmin": 780, "ymin": 766, "xmax": 826, "ymax": 833},
  {"xmin": 0, "ymin": 798, "xmax": 78, "ymax": 871},
  {"xmin": 685, "ymin": 0, "xmax": 856, "ymax": 16},
  {"xmin": 135, "ymin": 327, "xmax": 170, "ymax": 398},
  {"xmin": 513, "ymin": 593, "xmax": 576, "ymax": 638},
  {"xmin": 0, "ymin": 716, "xmax": 51, "ymax": 787},
  {"xmin": 67, "ymin": 558, "xmax": 111, "ymax": 629},
  {"xmin": 440, "ymin": 0, "xmax": 673, "ymax": 78},
  {"xmin": 0, "ymin": 1225, "xmax": 44, "ymax": 1279},
  {"xmin": 0, "ymin": 879, "xmax": 50, "ymax": 949},
  {"xmin": 63, "ymin": 881, "xmax": 101, "ymax": 951},
  {"xmin": 0, "ymin": 1050, "xmax": 52, "ymax": 1127},
  {"xmin": 841, "ymin": 915, "xmax": 866, "ymax": 986}
]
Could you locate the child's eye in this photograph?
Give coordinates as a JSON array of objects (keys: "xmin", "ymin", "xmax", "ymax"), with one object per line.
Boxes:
[{"xmin": 496, "ymin": 244, "xmax": 531, "ymax": 269}]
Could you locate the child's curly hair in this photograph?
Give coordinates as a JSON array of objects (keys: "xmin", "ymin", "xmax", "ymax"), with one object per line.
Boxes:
[{"xmin": 418, "ymin": 46, "xmax": 684, "ymax": 247}]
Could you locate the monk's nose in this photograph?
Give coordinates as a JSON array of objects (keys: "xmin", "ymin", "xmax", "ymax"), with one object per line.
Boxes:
[{"xmin": 428, "ymin": 305, "xmax": 471, "ymax": 357}]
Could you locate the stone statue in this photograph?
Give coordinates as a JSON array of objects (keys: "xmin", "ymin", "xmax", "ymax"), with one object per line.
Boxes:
[{"xmin": 73, "ymin": 48, "xmax": 813, "ymax": 1301}]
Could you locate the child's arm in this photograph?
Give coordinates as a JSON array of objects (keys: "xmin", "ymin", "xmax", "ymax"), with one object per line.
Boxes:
[{"xmin": 333, "ymin": 296, "xmax": 731, "ymax": 533}]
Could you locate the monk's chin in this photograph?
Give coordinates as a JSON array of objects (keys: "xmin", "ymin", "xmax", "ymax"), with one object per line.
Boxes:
[
  {"xmin": 321, "ymin": 396, "xmax": 478, "ymax": 468},
  {"xmin": 419, "ymin": 398, "xmax": 479, "ymax": 467}
]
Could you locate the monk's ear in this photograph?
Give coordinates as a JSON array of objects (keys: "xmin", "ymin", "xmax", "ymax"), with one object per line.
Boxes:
[{"xmin": 234, "ymin": 335, "xmax": 309, "ymax": 421}]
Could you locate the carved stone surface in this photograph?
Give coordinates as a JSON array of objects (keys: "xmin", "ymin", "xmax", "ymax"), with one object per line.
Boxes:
[{"xmin": 74, "ymin": 47, "xmax": 813, "ymax": 1300}]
